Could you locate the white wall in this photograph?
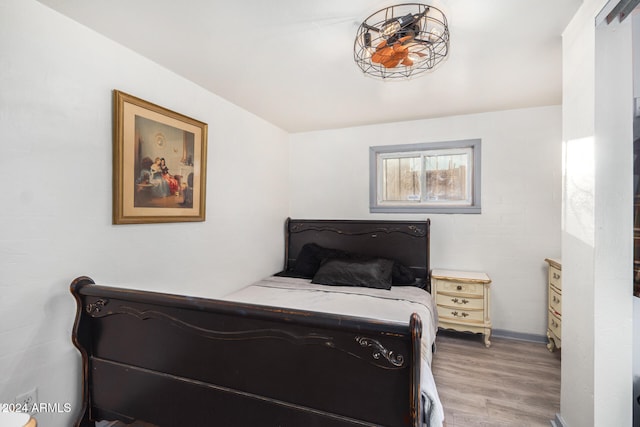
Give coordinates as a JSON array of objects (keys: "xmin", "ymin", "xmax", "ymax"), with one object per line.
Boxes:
[
  {"xmin": 633, "ymin": 11, "xmax": 640, "ymax": 427},
  {"xmin": 0, "ymin": 1, "xmax": 289, "ymax": 425},
  {"xmin": 561, "ymin": 1, "xmax": 634, "ymax": 426},
  {"xmin": 289, "ymin": 106, "xmax": 563, "ymax": 337}
]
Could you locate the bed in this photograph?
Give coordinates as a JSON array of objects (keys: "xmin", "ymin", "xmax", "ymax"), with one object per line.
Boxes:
[{"xmin": 70, "ymin": 218, "xmax": 443, "ymax": 427}]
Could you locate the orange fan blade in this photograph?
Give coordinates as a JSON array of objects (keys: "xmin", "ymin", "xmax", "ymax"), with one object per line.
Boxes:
[
  {"xmin": 371, "ymin": 40, "xmax": 389, "ymax": 64},
  {"xmin": 372, "ymin": 36, "xmax": 415, "ymax": 68},
  {"xmin": 382, "ymin": 58, "xmax": 402, "ymax": 68},
  {"xmin": 381, "ymin": 51, "xmax": 399, "ymax": 67},
  {"xmin": 393, "ymin": 42, "xmax": 408, "ymax": 53},
  {"xmin": 382, "ymin": 50, "xmax": 405, "ymax": 68},
  {"xmin": 372, "ymin": 47, "xmax": 392, "ymax": 64},
  {"xmin": 371, "ymin": 50, "xmax": 385, "ymax": 63},
  {"xmin": 371, "ymin": 36, "xmax": 413, "ymax": 68},
  {"xmin": 382, "ymin": 40, "xmax": 410, "ymax": 68}
]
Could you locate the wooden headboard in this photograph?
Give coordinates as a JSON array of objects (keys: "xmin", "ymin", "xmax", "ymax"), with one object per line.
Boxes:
[{"xmin": 283, "ymin": 218, "xmax": 431, "ymax": 283}]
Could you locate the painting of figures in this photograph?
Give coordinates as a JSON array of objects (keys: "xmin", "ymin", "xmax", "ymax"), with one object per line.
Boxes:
[{"xmin": 113, "ymin": 90, "xmax": 207, "ymax": 224}]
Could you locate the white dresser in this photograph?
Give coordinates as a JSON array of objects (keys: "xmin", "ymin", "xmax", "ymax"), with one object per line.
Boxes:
[
  {"xmin": 431, "ymin": 269, "xmax": 492, "ymax": 347},
  {"xmin": 545, "ymin": 258, "xmax": 562, "ymax": 352}
]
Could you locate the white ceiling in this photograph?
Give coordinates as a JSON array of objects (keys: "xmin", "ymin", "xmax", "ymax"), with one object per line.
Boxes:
[{"xmin": 36, "ymin": 0, "xmax": 582, "ymax": 133}]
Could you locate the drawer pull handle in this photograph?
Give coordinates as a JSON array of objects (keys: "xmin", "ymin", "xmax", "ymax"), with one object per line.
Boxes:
[
  {"xmin": 553, "ymin": 272, "xmax": 560, "ymax": 280},
  {"xmin": 456, "ymin": 285, "xmax": 462, "ymax": 291},
  {"xmin": 451, "ymin": 311, "xmax": 469, "ymax": 318},
  {"xmin": 552, "ymin": 296, "xmax": 560, "ymax": 303},
  {"xmin": 451, "ymin": 298, "xmax": 469, "ymax": 304}
]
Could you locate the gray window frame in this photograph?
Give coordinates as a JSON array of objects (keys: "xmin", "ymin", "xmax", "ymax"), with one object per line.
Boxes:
[{"xmin": 369, "ymin": 139, "xmax": 482, "ymax": 214}]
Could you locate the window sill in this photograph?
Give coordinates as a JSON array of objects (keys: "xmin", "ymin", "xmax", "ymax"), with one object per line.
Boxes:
[{"xmin": 370, "ymin": 205, "xmax": 482, "ymax": 214}]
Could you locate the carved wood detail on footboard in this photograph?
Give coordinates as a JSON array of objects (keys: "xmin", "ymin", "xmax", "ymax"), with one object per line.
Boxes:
[{"xmin": 70, "ymin": 276, "xmax": 423, "ymax": 427}]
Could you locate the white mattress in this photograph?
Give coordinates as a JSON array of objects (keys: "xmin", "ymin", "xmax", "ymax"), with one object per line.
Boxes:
[{"xmin": 222, "ymin": 275, "xmax": 444, "ymax": 427}]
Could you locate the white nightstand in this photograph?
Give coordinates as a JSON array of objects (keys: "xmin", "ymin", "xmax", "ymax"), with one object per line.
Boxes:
[{"xmin": 431, "ymin": 269, "xmax": 492, "ymax": 347}]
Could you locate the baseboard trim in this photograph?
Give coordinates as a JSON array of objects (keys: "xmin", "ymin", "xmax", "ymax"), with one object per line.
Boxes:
[
  {"xmin": 491, "ymin": 329, "xmax": 547, "ymax": 344},
  {"xmin": 550, "ymin": 413, "xmax": 568, "ymax": 427}
]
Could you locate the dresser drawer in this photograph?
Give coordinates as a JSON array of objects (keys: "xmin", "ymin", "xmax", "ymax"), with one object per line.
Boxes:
[
  {"xmin": 434, "ymin": 280, "xmax": 484, "ymax": 296},
  {"xmin": 437, "ymin": 305, "xmax": 484, "ymax": 323},
  {"xmin": 549, "ymin": 287, "xmax": 562, "ymax": 315},
  {"xmin": 549, "ymin": 266, "xmax": 561, "ymax": 290},
  {"xmin": 436, "ymin": 292, "xmax": 484, "ymax": 310},
  {"xmin": 548, "ymin": 310, "xmax": 561, "ymax": 337}
]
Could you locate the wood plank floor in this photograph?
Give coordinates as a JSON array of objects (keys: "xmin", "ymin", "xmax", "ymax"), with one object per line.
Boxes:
[{"xmin": 432, "ymin": 331, "xmax": 561, "ymax": 427}]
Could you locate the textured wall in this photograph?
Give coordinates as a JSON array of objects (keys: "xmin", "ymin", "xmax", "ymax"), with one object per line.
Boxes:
[
  {"xmin": 0, "ymin": 1, "xmax": 289, "ymax": 425},
  {"xmin": 289, "ymin": 106, "xmax": 563, "ymax": 337}
]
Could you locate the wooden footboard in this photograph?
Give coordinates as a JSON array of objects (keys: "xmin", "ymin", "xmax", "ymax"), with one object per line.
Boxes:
[{"xmin": 71, "ymin": 276, "xmax": 423, "ymax": 427}]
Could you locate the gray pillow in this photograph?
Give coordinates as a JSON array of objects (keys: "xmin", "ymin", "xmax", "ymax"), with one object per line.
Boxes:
[{"xmin": 311, "ymin": 258, "xmax": 394, "ymax": 290}]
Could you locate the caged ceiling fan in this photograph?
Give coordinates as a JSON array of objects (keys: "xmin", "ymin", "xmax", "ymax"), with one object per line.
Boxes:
[{"xmin": 354, "ymin": 3, "xmax": 449, "ymax": 79}]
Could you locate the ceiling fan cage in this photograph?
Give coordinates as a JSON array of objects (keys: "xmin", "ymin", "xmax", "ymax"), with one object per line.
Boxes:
[{"xmin": 354, "ymin": 3, "xmax": 449, "ymax": 79}]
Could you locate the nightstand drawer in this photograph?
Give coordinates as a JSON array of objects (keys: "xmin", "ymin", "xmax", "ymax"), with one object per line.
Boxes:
[
  {"xmin": 438, "ymin": 305, "xmax": 484, "ymax": 323},
  {"xmin": 436, "ymin": 292, "xmax": 484, "ymax": 310},
  {"xmin": 549, "ymin": 287, "xmax": 562, "ymax": 315},
  {"xmin": 434, "ymin": 280, "xmax": 484, "ymax": 296},
  {"xmin": 549, "ymin": 266, "xmax": 561, "ymax": 290},
  {"xmin": 548, "ymin": 310, "xmax": 561, "ymax": 337}
]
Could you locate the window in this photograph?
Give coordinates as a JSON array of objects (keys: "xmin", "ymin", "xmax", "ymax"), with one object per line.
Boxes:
[{"xmin": 370, "ymin": 139, "xmax": 481, "ymax": 214}]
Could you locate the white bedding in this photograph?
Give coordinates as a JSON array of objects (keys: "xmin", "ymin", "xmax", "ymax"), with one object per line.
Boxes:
[{"xmin": 222, "ymin": 275, "xmax": 444, "ymax": 427}]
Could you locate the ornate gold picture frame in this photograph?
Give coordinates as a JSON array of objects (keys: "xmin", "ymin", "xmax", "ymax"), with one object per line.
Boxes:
[{"xmin": 113, "ymin": 90, "xmax": 207, "ymax": 224}]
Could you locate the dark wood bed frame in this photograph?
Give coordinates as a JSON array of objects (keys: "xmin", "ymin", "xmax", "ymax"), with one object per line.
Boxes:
[{"xmin": 71, "ymin": 218, "xmax": 431, "ymax": 427}]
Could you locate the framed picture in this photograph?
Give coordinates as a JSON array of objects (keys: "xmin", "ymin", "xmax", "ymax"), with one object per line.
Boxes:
[{"xmin": 113, "ymin": 90, "xmax": 208, "ymax": 224}]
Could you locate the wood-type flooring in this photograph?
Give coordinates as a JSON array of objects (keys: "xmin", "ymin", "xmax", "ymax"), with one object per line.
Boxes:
[{"xmin": 432, "ymin": 331, "xmax": 561, "ymax": 427}]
